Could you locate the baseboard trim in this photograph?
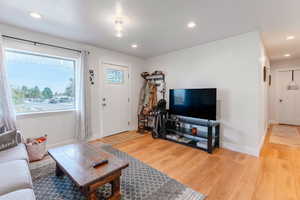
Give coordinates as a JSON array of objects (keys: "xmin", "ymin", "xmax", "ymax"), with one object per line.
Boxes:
[
  {"xmin": 88, "ymin": 134, "xmax": 103, "ymax": 142},
  {"xmin": 258, "ymin": 126, "xmax": 268, "ymax": 155},
  {"xmin": 221, "ymin": 142, "xmax": 260, "ymax": 157},
  {"xmin": 269, "ymin": 120, "xmax": 278, "ymax": 124},
  {"xmin": 46, "ymin": 139, "xmax": 77, "ymax": 150}
]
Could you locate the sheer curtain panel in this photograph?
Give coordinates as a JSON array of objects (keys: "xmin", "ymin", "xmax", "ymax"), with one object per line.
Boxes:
[
  {"xmin": 75, "ymin": 51, "xmax": 92, "ymax": 140},
  {"xmin": 0, "ymin": 35, "xmax": 16, "ymax": 131}
]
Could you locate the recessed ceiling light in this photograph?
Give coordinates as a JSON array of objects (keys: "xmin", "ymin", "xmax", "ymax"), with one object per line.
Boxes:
[
  {"xmin": 286, "ymin": 36, "xmax": 295, "ymax": 40},
  {"xmin": 30, "ymin": 12, "xmax": 42, "ymax": 19},
  {"xmin": 284, "ymin": 54, "xmax": 291, "ymax": 57},
  {"xmin": 131, "ymin": 44, "xmax": 138, "ymax": 48},
  {"xmin": 187, "ymin": 21, "xmax": 196, "ymax": 28},
  {"xmin": 116, "ymin": 32, "xmax": 123, "ymax": 38}
]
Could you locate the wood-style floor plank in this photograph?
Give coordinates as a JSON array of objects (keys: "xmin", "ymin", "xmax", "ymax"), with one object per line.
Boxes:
[{"xmin": 93, "ymin": 125, "xmax": 300, "ymax": 200}]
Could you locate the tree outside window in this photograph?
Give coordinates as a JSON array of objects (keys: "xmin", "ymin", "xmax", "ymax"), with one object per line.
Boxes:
[{"xmin": 5, "ymin": 50, "xmax": 76, "ymax": 113}]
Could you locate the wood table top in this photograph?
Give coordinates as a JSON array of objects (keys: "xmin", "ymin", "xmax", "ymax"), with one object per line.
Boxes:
[{"xmin": 48, "ymin": 143, "xmax": 129, "ymax": 187}]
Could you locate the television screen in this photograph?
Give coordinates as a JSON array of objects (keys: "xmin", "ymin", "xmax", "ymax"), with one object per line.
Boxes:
[{"xmin": 169, "ymin": 88, "xmax": 216, "ymax": 120}]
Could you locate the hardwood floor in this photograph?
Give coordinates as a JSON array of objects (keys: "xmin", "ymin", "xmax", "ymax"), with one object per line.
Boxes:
[
  {"xmin": 96, "ymin": 126, "xmax": 300, "ymax": 200},
  {"xmin": 98, "ymin": 131, "xmax": 145, "ymax": 145}
]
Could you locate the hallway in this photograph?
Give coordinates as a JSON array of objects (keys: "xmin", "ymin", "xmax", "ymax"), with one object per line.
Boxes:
[{"xmin": 257, "ymin": 125, "xmax": 300, "ymax": 200}]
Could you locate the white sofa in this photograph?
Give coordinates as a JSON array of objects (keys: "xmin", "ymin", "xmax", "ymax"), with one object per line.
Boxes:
[{"xmin": 0, "ymin": 134, "xmax": 36, "ymax": 200}]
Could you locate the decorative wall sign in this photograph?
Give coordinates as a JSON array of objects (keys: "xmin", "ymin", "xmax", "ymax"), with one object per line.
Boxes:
[
  {"xmin": 263, "ymin": 66, "xmax": 267, "ymax": 82},
  {"xmin": 89, "ymin": 69, "xmax": 95, "ymax": 85},
  {"xmin": 287, "ymin": 70, "xmax": 299, "ymax": 90}
]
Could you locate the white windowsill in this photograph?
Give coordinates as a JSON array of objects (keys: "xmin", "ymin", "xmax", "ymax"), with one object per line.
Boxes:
[{"xmin": 16, "ymin": 109, "xmax": 76, "ymax": 119}]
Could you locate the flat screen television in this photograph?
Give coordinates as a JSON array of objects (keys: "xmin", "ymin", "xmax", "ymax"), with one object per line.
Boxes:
[{"xmin": 169, "ymin": 88, "xmax": 217, "ymax": 120}]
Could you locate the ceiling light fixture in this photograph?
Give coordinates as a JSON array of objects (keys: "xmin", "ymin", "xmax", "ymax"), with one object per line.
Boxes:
[
  {"xmin": 30, "ymin": 12, "xmax": 42, "ymax": 19},
  {"xmin": 115, "ymin": 25, "xmax": 123, "ymax": 32},
  {"xmin": 187, "ymin": 21, "xmax": 196, "ymax": 28},
  {"xmin": 116, "ymin": 32, "xmax": 123, "ymax": 38},
  {"xmin": 115, "ymin": 17, "xmax": 124, "ymax": 30},
  {"xmin": 284, "ymin": 54, "xmax": 291, "ymax": 57},
  {"xmin": 131, "ymin": 44, "xmax": 138, "ymax": 48},
  {"xmin": 286, "ymin": 36, "xmax": 295, "ymax": 40},
  {"xmin": 114, "ymin": 17, "xmax": 124, "ymax": 38}
]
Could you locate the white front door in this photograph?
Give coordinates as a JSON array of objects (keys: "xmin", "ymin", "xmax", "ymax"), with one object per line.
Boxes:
[
  {"xmin": 102, "ymin": 63, "xmax": 130, "ymax": 137},
  {"xmin": 277, "ymin": 70, "xmax": 300, "ymax": 125}
]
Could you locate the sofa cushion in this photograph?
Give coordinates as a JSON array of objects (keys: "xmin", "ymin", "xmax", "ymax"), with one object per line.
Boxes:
[
  {"xmin": 0, "ymin": 189, "xmax": 35, "ymax": 200},
  {"xmin": 0, "ymin": 144, "xmax": 29, "ymax": 163},
  {"xmin": 0, "ymin": 160, "xmax": 33, "ymax": 196}
]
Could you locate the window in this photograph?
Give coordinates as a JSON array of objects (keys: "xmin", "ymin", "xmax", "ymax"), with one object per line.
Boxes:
[
  {"xmin": 105, "ymin": 68, "xmax": 124, "ymax": 84},
  {"xmin": 5, "ymin": 50, "xmax": 76, "ymax": 114}
]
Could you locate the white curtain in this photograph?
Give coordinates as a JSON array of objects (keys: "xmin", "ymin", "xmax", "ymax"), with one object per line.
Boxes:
[
  {"xmin": 75, "ymin": 51, "xmax": 92, "ymax": 140},
  {"xmin": 0, "ymin": 35, "xmax": 16, "ymax": 131}
]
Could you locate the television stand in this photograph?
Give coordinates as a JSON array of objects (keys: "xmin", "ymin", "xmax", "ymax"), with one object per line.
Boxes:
[{"xmin": 160, "ymin": 115, "xmax": 220, "ymax": 153}]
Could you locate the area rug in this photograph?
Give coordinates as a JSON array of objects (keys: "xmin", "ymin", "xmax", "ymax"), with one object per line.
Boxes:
[
  {"xmin": 270, "ymin": 125, "xmax": 300, "ymax": 147},
  {"xmin": 31, "ymin": 144, "xmax": 206, "ymax": 200}
]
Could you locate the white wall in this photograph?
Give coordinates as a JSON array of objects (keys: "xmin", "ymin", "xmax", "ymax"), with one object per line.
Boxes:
[
  {"xmin": 257, "ymin": 38, "xmax": 270, "ymax": 150},
  {"xmin": 269, "ymin": 58, "xmax": 300, "ymax": 123},
  {"xmin": 0, "ymin": 24, "xmax": 146, "ymax": 148},
  {"xmin": 0, "ymin": 24, "xmax": 270, "ymax": 156},
  {"xmin": 145, "ymin": 31, "xmax": 266, "ymax": 156}
]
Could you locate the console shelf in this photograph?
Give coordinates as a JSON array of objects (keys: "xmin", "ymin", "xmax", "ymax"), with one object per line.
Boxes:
[
  {"xmin": 165, "ymin": 127, "xmax": 210, "ymax": 139},
  {"xmin": 160, "ymin": 116, "xmax": 220, "ymax": 154}
]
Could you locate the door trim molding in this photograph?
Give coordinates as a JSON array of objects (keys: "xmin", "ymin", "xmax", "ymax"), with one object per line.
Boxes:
[{"xmin": 99, "ymin": 60, "xmax": 132, "ymax": 138}]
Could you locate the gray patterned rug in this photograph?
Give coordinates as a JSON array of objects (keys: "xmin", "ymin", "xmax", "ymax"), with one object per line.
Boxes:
[{"xmin": 31, "ymin": 144, "xmax": 206, "ymax": 200}]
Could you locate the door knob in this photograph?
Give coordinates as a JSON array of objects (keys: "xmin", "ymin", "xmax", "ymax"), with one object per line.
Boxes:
[{"xmin": 279, "ymin": 99, "xmax": 283, "ymax": 102}]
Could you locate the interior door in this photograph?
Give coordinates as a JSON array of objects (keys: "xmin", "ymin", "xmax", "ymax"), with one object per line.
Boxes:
[
  {"xmin": 278, "ymin": 70, "xmax": 300, "ymax": 125},
  {"xmin": 102, "ymin": 63, "xmax": 130, "ymax": 137}
]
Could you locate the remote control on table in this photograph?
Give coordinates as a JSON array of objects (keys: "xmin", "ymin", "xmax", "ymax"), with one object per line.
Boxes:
[{"xmin": 92, "ymin": 159, "xmax": 108, "ymax": 168}]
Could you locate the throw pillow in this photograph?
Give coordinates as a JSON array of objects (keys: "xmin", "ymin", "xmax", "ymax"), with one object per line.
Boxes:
[
  {"xmin": 0, "ymin": 130, "xmax": 18, "ymax": 151},
  {"xmin": 0, "ymin": 125, "xmax": 5, "ymax": 134}
]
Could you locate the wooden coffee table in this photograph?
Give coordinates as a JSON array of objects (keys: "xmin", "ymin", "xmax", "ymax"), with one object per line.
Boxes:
[{"xmin": 48, "ymin": 143, "xmax": 129, "ymax": 200}]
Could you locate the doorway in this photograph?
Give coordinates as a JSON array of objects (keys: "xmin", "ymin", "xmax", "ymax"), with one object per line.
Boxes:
[
  {"xmin": 101, "ymin": 62, "xmax": 130, "ymax": 137},
  {"xmin": 277, "ymin": 69, "xmax": 300, "ymax": 125}
]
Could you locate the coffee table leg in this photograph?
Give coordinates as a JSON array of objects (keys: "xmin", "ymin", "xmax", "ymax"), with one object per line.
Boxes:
[
  {"xmin": 88, "ymin": 192, "xmax": 97, "ymax": 200},
  {"xmin": 55, "ymin": 164, "xmax": 64, "ymax": 177},
  {"xmin": 109, "ymin": 177, "xmax": 121, "ymax": 200}
]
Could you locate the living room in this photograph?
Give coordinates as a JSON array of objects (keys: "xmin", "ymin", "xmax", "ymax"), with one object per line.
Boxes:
[{"xmin": 0, "ymin": 0, "xmax": 299, "ymax": 200}]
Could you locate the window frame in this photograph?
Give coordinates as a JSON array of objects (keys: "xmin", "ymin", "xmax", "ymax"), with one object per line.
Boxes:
[
  {"xmin": 105, "ymin": 68, "xmax": 125, "ymax": 85},
  {"xmin": 5, "ymin": 48, "xmax": 78, "ymax": 116}
]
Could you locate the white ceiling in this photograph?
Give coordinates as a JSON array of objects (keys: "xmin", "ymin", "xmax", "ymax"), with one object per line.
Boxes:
[{"xmin": 0, "ymin": 0, "xmax": 299, "ymax": 61}]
